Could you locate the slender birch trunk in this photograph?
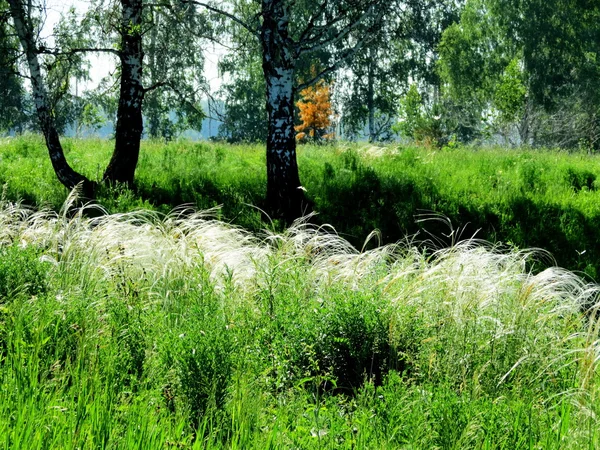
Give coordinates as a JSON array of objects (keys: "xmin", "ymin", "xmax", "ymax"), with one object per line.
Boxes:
[
  {"xmin": 261, "ymin": 0, "xmax": 307, "ymax": 221},
  {"xmin": 147, "ymin": 6, "xmax": 160, "ymax": 139},
  {"xmin": 103, "ymin": 0, "xmax": 145, "ymax": 185},
  {"xmin": 7, "ymin": 0, "xmax": 94, "ymax": 195}
]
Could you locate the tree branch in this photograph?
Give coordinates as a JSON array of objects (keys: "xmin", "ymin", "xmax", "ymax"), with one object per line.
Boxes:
[
  {"xmin": 296, "ymin": 3, "xmax": 377, "ymax": 57},
  {"xmin": 40, "ymin": 47, "xmax": 120, "ymax": 57},
  {"xmin": 143, "ymin": 80, "xmax": 169, "ymax": 93},
  {"xmin": 180, "ymin": 0, "xmax": 259, "ymax": 38},
  {"xmin": 297, "ymin": 0, "xmax": 328, "ymax": 43},
  {"xmin": 0, "ymin": 67, "xmax": 30, "ymax": 80},
  {"xmin": 165, "ymin": 81, "xmax": 208, "ymax": 117},
  {"xmin": 295, "ymin": 30, "xmax": 373, "ymax": 92}
]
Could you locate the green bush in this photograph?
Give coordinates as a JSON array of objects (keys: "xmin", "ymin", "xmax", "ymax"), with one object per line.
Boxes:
[
  {"xmin": 314, "ymin": 288, "xmax": 393, "ymax": 390},
  {"xmin": 565, "ymin": 166, "xmax": 596, "ymax": 192},
  {"xmin": 158, "ymin": 290, "xmax": 234, "ymax": 423}
]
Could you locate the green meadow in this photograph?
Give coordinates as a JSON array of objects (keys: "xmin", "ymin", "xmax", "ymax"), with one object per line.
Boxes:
[
  {"xmin": 2, "ymin": 136, "xmax": 600, "ymax": 275},
  {"xmin": 1, "ymin": 136, "xmax": 600, "ymax": 448}
]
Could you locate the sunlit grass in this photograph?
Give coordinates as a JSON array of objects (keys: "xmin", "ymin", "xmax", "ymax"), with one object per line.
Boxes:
[
  {"xmin": 0, "ymin": 191, "xmax": 599, "ymax": 448},
  {"xmin": 3, "ymin": 135, "xmax": 600, "ymax": 276}
]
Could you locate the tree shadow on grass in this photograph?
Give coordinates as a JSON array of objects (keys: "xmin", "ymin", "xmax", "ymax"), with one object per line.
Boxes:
[
  {"xmin": 501, "ymin": 197, "xmax": 600, "ymax": 278},
  {"xmin": 309, "ymin": 163, "xmax": 600, "ymax": 278},
  {"xmin": 113, "ymin": 160, "xmax": 600, "ymax": 278},
  {"xmin": 135, "ymin": 177, "xmax": 267, "ymax": 231}
]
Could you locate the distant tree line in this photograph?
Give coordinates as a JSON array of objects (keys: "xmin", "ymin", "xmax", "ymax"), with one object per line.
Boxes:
[{"xmin": 1, "ymin": 0, "xmax": 599, "ymax": 219}]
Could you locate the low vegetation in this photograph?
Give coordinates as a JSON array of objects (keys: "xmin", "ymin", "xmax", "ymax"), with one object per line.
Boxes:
[
  {"xmin": 0, "ymin": 190, "xmax": 599, "ymax": 448},
  {"xmin": 2, "ymin": 136, "xmax": 600, "ymax": 276}
]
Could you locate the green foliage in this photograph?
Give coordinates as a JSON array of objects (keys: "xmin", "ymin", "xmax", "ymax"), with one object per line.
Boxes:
[
  {"xmin": 159, "ymin": 288, "xmax": 234, "ymax": 421},
  {"xmin": 437, "ymin": 0, "xmax": 524, "ymax": 143},
  {"xmin": 143, "ymin": 4, "xmax": 208, "ymax": 140},
  {"xmin": 338, "ymin": 13, "xmax": 406, "ymax": 141},
  {"xmin": 314, "ymin": 288, "xmax": 393, "ymax": 389},
  {"xmin": 493, "ymin": 58, "xmax": 527, "ymax": 126},
  {"xmin": 394, "ymin": 85, "xmax": 449, "ymax": 147},
  {"xmin": 393, "ymin": 84, "xmax": 423, "ymax": 140},
  {"xmin": 249, "ymin": 269, "xmax": 393, "ymax": 393},
  {"xmin": 0, "ymin": 244, "xmax": 49, "ymax": 299},
  {"xmin": 218, "ymin": 54, "xmax": 267, "ymax": 143},
  {"xmin": 564, "ymin": 167, "xmax": 596, "ymax": 192},
  {"xmin": 488, "ymin": 0, "xmax": 599, "ymax": 108},
  {"xmin": 438, "ymin": 0, "xmax": 600, "ymax": 148},
  {"xmin": 78, "ymin": 103, "xmax": 105, "ymax": 134},
  {"xmin": 0, "ymin": 1, "xmax": 28, "ymax": 133},
  {"xmin": 0, "ymin": 194, "xmax": 598, "ymax": 448}
]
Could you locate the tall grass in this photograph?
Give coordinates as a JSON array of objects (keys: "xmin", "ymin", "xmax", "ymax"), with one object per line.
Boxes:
[
  {"xmin": 3, "ymin": 135, "xmax": 600, "ymax": 275},
  {"xmin": 0, "ymin": 191, "xmax": 599, "ymax": 448}
]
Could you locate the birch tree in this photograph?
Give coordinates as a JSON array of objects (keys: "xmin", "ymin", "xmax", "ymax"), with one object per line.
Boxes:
[
  {"xmin": 0, "ymin": 1, "xmax": 27, "ymax": 133},
  {"xmin": 186, "ymin": 0, "xmax": 390, "ymax": 221},
  {"xmin": 7, "ymin": 0, "xmax": 207, "ymax": 192},
  {"xmin": 6, "ymin": 0, "xmax": 95, "ymax": 194},
  {"xmin": 101, "ymin": 0, "xmax": 146, "ymax": 184},
  {"xmin": 6, "ymin": 0, "xmax": 145, "ymax": 191}
]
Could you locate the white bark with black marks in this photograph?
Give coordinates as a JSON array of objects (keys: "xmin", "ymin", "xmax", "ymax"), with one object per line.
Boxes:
[
  {"xmin": 103, "ymin": 0, "xmax": 145, "ymax": 185},
  {"xmin": 261, "ymin": 0, "xmax": 306, "ymax": 220},
  {"xmin": 196, "ymin": 0, "xmax": 387, "ymax": 219},
  {"xmin": 367, "ymin": 47, "xmax": 376, "ymax": 142},
  {"xmin": 7, "ymin": 0, "xmax": 93, "ymax": 194}
]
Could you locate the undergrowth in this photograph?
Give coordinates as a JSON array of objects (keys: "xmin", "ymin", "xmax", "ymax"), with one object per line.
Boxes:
[{"xmin": 0, "ymin": 193, "xmax": 598, "ymax": 448}]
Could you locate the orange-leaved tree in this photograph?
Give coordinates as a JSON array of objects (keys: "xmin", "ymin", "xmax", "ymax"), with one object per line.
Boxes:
[{"xmin": 295, "ymin": 78, "xmax": 335, "ymax": 142}]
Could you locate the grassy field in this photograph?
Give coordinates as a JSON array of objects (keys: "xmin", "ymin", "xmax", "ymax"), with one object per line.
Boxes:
[
  {"xmin": 0, "ymin": 195, "xmax": 599, "ymax": 448},
  {"xmin": 2, "ymin": 136, "xmax": 600, "ymax": 275},
  {"xmin": 1, "ymin": 136, "xmax": 600, "ymax": 447}
]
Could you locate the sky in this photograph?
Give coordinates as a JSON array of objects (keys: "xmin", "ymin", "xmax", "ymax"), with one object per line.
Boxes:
[{"xmin": 42, "ymin": 0, "xmax": 225, "ymax": 93}]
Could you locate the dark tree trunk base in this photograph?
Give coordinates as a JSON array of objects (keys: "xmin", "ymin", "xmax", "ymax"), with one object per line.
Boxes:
[{"xmin": 265, "ymin": 184, "xmax": 313, "ymax": 225}]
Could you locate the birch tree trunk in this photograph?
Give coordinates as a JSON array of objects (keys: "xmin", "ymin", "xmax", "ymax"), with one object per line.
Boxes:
[
  {"xmin": 103, "ymin": 0, "xmax": 145, "ymax": 185},
  {"xmin": 518, "ymin": 97, "xmax": 533, "ymax": 146},
  {"xmin": 7, "ymin": 0, "xmax": 94, "ymax": 195},
  {"xmin": 261, "ymin": 0, "xmax": 307, "ymax": 221}
]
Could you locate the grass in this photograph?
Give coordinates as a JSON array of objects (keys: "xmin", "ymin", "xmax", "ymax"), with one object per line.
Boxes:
[
  {"xmin": 0, "ymin": 191, "xmax": 599, "ymax": 448},
  {"xmin": 2, "ymin": 135, "xmax": 600, "ymax": 277}
]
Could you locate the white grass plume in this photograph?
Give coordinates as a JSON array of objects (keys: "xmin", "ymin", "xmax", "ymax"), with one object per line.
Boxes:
[{"xmin": 1, "ymin": 199, "xmax": 599, "ymax": 402}]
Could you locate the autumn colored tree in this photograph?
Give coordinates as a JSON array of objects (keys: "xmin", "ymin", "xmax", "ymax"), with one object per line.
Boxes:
[{"xmin": 295, "ymin": 79, "xmax": 334, "ymax": 142}]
